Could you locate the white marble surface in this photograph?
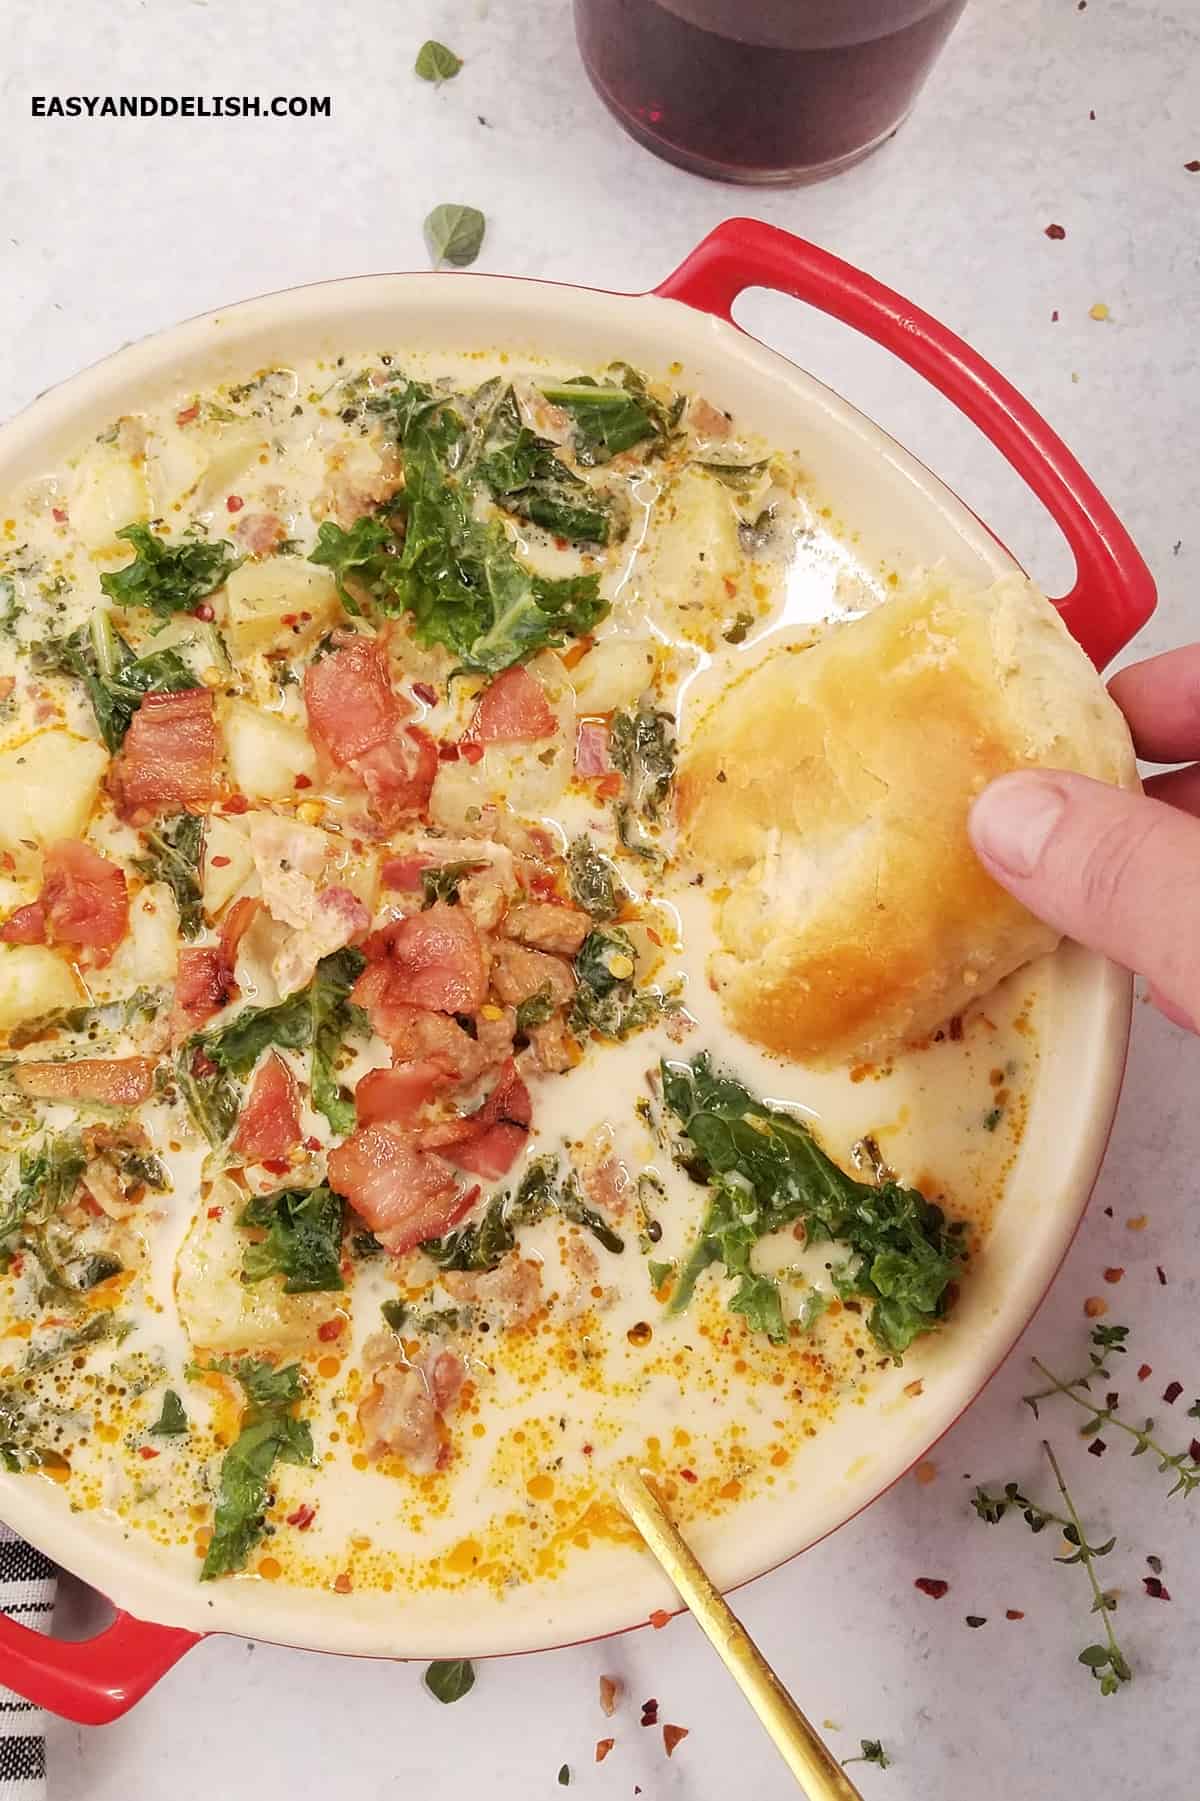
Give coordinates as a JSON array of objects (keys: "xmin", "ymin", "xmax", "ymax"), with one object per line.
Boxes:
[{"xmin": 3, "ymin": 0, "xmax": 1199, "ymax": 1795}]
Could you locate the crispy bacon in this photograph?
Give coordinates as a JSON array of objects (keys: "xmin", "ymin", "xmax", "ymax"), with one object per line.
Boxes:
[
  {"xmin": 110, "ymin": 689, "xmax": 215, "ymax": 823},
  {"xmin": 1, "ymin": 841, "xmax": 129, "ymax": 964},
  {"xmin": 327, "ymin": 1123, "xmax": 467, "ymax": 1253},
  {"xmin": 429, "ymin": 1059, "xmax": 531, "ymax": 1181},
  {"xmin": 354, "ymin": 728, "xmax": 438, "ymax": 826},
  {"xmin": 355, "ymin": 1061, "xmax": 453, "ymax": 1128},
  {"xmin": 172, "ymin": 946, "xmax": 235, "ymax": 1043},
  {"xmin": 350, "ymin": 973, "xmax": 490, "ymax": 1081},
  {"xmin": 12, "ymin": 1057, "xmax": 155, "ymax": 1106},
  {"xmin": 360, "ymin": 902, "xmax": 488, "ymax": 1015},
  {"xmin": 380, "ymin": 854, "xmax": 432, "ymax": 891},
  {"xmin": 218, "ymin": 895, "xmax": 260, "ymax": 971},
  {"xmin": 471, "ymin": 666, "xmax": 556, "ymax": 743},
  {"xmin": 303, "ymin": 639, "xmax": 435, "ymax": 824},
  {"xmin": 233, "ymin": 1052, "xmax": 301, "ymax": 1161}
]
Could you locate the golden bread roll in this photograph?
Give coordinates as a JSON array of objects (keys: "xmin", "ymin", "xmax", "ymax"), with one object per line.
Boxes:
[{"xmin": 677, "ymin": 573, "xmax": 1137, "ymax": 1066}]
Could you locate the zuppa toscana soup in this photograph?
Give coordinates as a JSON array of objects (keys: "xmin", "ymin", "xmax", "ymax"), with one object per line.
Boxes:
[{"xmin": 0, "ymin": 354, "xmax": 1034, "ymax": 1596}]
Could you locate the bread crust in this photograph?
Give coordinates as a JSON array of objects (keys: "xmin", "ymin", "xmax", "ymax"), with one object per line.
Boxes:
[{"xmin": 678, "ymin": 574, "xmax": 1137, "ymax": 1066}]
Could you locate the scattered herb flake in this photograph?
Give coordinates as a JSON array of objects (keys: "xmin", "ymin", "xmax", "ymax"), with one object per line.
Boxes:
[
  {"xmin": 424, "ymin": 1658, "xmax": 476, "ymax": 1704},
  {"xmin": 415, "ymin": 39, "xmax": 463, "ymax": 82},
  {"xmin": 424, "ymin": 204, "xmax": 486, "ymax": 270},
  {"xmin": 148, "ymin": 1389, "xmax": 188, "ymax": 1436},
  {"xmin": 844, "ymin": 1739, "xmax": 892, "ymax": 1770}
]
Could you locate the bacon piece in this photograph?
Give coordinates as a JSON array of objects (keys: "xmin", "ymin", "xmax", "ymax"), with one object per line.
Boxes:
[
  {"xmin": 271, "ymin": 885, "xmax": 370, "ymax": 999},
  {"xmin": 471, "ymin": 666, "xmax": 556, "ymax": 743},
  {"xmin": 233, "ymin": 1052, "xmax": 301, "ymax": 1161},
  {"xmin": 303, "ymin": 639, "xmax": 435, "ymax": 824},
  {"xmin": 172, "ymin": 946, "xmax": 235, "ymax": 1043},
  {"xmin": 327, "ymin": 1123, "xmax": 467, "ymax": 1253},
  {"xmin": 428, "ymin": 1059, "xmax": 532, "ymax": 1180},
  {"xmin": 354, "ymin": 729, "xmax": 438, "ymax": 826},
  {"xmin": 233, "ymin": 511, "xmax": 286, "ymax": 555},
  {"xmin": 502, "ymin": 901, "xmax": 590, "ymax": 957},
  {"xmin": 445, "ymin": 1123, "xmax": 526, "ymax": 1180},
  {"xmin": 1, "ymin": 841, "xmax": 129, "ymax": 964},
  {"xmin": 574, "ymin": 718, "xmax": 611, "ymax": 777},
  {"xmin": 361, "ymin": 903, "xmax": 487, "ymax": 1015},
  {"xmin": 12, "ymin": 1057, "xmax": 155, "ymax": 1107},
  {"xmin": 380, "ymin": 854, "xmax": 432, "ymax": 892},
  {"xmin": 490, "ymin": 940, "xmax": 575, "ymax": 1008},
  {"xmin": 218, "ymin": 895, "xmax": 260, "ymax": 971},
  {"xmin": 110, "ymin": 689, "xmax": 215, "ymax": 822},
  {"xmin": 355, "ymin": 1061, "xmax": 453, "ymax": 1128}
]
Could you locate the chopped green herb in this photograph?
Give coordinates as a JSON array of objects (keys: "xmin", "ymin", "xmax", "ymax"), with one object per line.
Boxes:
[
  {"xmin": 558, "ymin": 1174, "xmax": 625, "ymax": 1255},
  {"xmin": 197, "ymin": 1358, "xmax": 313, "ymax": 1580},
  {"xmin": 34, "ymin": 611, "xmax": 195, "ymax": 751},
  {"xmin": 421, "ymin": 859, "xmax": 482, "ymax": 908},
  {"xmin": 133, "ymin": 813, "xmax": 205, "ymax": 939},
  {"xmin": 661, "ymin": 1055, "xmax": 964, "ymax": 1357},
  {"xmin": 983, "ymin": 1106, "xmax": 1003, "ymax": 1131},
  {"xmin": 240, "ymin": 1184, "xmax": 345, "ymax": 1294},
  {"xmin": 424, "ymin": 1157, "xmax": 558, "ymax": 1271},
  {"xmin": 381, "ymin": 1298, "xmax": 408, "ymax": 1331},
  {"xmin": 699, "ymin": 458, "xmax": 770, "ymax": 488},
  {"xmin": 843, "ymin": 1739, "xmax": 892, "ymax": 1771},
  {"xmin": 647, "ymin": 1259, "xmax": 674, "ymax": 1291},
  {"xmin": 608, "ymin": 707, "xmax": 675, "ymax": 858},
  {"xmin": 558, "ymin": 1765, "xmax": 571, "ymax": 1787},
  {"xmin": 415, "ymin": 39, "xmax": 463, "ymax": 81},
  {"xmin": 515, "ymin": 984, "xmax": 555, "ymax": 1036},
  {"xmin": 0, "ymin": 1137, "xmax": 86, "ymax": 1246},
  {"xmin": 174, "ymin": 1045, "xmax": 240, "ymax": 1148},
  {"xmin": 309, "ymin": 948, "xmax": 367, "ymax": 1137},
  {"xmin": 722, "ymin": 611, "xmax": 754, "ymax": 645},
  {"xmin": 424, "ymin": 1658, "xmax": 476, "ymax": 1703},
  {"xmin": 149, "ymin": 1389, "xmax": 188, "ymax": 1436},
  {"xmin": 99, "ymin": 523, "xmax": 240, "ymax": 622},
  {"xmin": 570, "ymin": 926, "xmax": 664, "ymax": 1042},
  {"xmin": 424, "ymin": 204, "xmax": 486, "ymax": 270},
  {"xmin": 474, "ymin": 386, "xmax": 615, "ymax": 545},
  {"xmin": 567, "ymin": 836, "xmax": 621, "ymax": 920},
  {"xmin": 0, "ymin": 577, "xmax": 24, "ymax": 637}
]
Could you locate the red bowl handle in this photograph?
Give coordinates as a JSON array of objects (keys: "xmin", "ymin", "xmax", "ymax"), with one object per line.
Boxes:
[
  {"xmin": 0, "ymin": 1604, "xmax": 200, "ymax": 1724},
  {"xmin": 654, "ymin": 218, "xmax": 1156, "ymax": 668}
]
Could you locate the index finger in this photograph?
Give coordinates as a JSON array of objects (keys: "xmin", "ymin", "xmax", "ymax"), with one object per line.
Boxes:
[{"xmin": 1107, "ymin": 645, "xmax": 1200, "ymax": 765}]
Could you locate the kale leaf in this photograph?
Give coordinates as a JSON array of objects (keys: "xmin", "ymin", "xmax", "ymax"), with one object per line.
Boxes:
[
  {"xmin": 174, "ymin": 1046, "xmax": 241, "ymax": 1148},
  {"xmin": 608, "ymin": 707, "xmax": 675, "ymax": 858},
  {"xmin": 570, "ymin": 926, "xmax": 664, "ymax": 1042},
  {"xmin": 662, "ymin": 1055, "xmax": 965, "ymax": 1358},
  {"xmin": 422, "ymin": 1154, "xmax": 623, "ymax": 1268},
  {"xmin": 195, "ymin": 988, "xmax": 313, "ymax": 1079},
  {"xmin": 420, "ymin": 860, "xmax": 482, "ymax": 908},
  {"xmin": 308, "ymin": 516, "xmax": 394, "ymax": 615},
  {"xmin": 474, "ymin": 386, "xmax": 614, "ymax": 545},
  {"xmin": 239, "ymin": 1183, "xmax": 345, "ymax": 1294},
  {"xmin": 34, "ymin": 611, "xmax": 195, "ymax": 752},
  {"xmin": 99, "ymin": 523, "xmax": 240, "ymax": 622},
  {"xmin": 540, "ymin": 365, "xmax": 677, "ymax": 466},
  {"xmin": 566, "ymin": 836, "xmax": 621, "ymax": 920},
  {"xmin": 514, "ymin": 984, "xmax": 555, "ymax": 1036},
  {"xmin": 198, "ymin": 1357, "xmax": 313, "ymax": 1580},
  {"xmin": 132, "ymin": 813, "xmax": 205, "ymax": 939},
  {"xmin": 0, "ymin": 1137, "xmax": 86, "ymax": 1245},
  {"xmin": 309, "ymin": 947, "xmax": 367, "ymax": 1137}
]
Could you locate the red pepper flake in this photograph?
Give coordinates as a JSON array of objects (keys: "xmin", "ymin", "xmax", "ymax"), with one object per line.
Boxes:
[
  {"xmin": 1087, "ymin": 1439, "xmax": 1107, "ymax": 1457},
  {"xmin": 1137, "ymin": 1363, "xmax": 1152, "ymax": 1381},
  {"xmin": 599, "ymin": 1675, "xmax": 621, "ymax": 1716},
  {"xmin": 915, "ymin": 1577, "xmax": 949, "ymax": 1599},
  {"xmin": 223, "ymin": 794, "xmax": 250, "ymax": 815},
  {"xmin": 286, "ymin": 1504, "xmax": 316, "ymax": 1530},
  {"xmin": 1143, "ymin": 1576, "xmax": 1171, "ymax": 1600},
  {"xmin": 293, "ymin": 773, "xmax": 313, "ymax": 790},
  {"xmin": 1051, "ymin": 309, "xmax": 1060, "ymax": 322},
  {"xmin": 51, "ymin": 506, "xmax": 68, "ymax": 524},
  {"xmin": 333, "ymin": 1571, "xmax": 352, "ymax": 1594},
  {"xmin": 965, "ymin": 1615, "xmax": 987, "ymax": 1628},
  {"xmin": 1157, "ymin": 1266, "xmax": 1168, "ymax": 1285},
  {"xmin": 1044, "ymin": 223, "xmax": 1067, "ymax": 239},
  {"xmin": 438, "ymin": 742, "xmax": 460, "ymax": 762},
  {"xmin": 317, "ymin": 1317, "xmax": 344, "ymax": 1342},
  {"xmin": 640, "ymin": 1699, "xmax": 659, "ymax": 1727},
  {"xmin": 304, "ymin": 1136, "xmax": 322, "ymax": 1152},
  {"xmin": 1163, "ymin": 1381, "xmax": 1183, "ymax": 1405},
  {"xmin": 678, "ymin": 1467, "xmax": 698, "ymax": 1484},
  {"xmin": 138, "ymin": 1446, "xmax": 160, "ymax": 1460},
  {"xmin": 460, "ymin": 740, "xmax": 484, "ymax": 765},
  {"xmin": 226, "ymin": 494, "xmax": 244, "ymax": 513},
  {"xmin": 206, "ymin": 1205, "xmax": 224, "ymax": 1220},
  {"xmin": 412, "ymin": 682, "xmax": 437, "ymax": 705},
  {"xmin": 594, "ymin": 1739, "xmax": 614, "ymax": 1764},
  {"xmin": 176, "ymin": 403, "xmax": 199, "ymax": 426},
  {"xmin": 1103, "ymin": 1267, "xmax": 1124, "ymax": 1283},
  {"xmin": 662, "ymin": 1726, "xmax": 689, "ymax": 1758},
  {"xmin": 193, "ymin": 603, "xmax": 215, "ymax": 623},
  {"xmin": 262, "ymin": 1157, "xmax": 292, "ymax": 1176},
  {"xmin": 581, "ymin": 1442, "xmax": 593, "ymax": 1456},
  {"xmin": 1005, "ymin": 1609, "xmax": 1025, "ymax": 1621},
  {"xmin": 210, "ymin": 854, "xmax": 231, "ymax": 868},
  {"xmin": 1185, "ymin": 160, "xmax": 1200, "ymax": 173},
  {"xmin": 648, "ymin": 1609, "xmax": 672, "ymax": 1630}
]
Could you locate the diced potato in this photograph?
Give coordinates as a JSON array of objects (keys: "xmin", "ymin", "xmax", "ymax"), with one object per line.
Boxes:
[
  {"xmin": 190, "ymin": 427, "xmax": 268, "ymax": 509},
  {"xmin": 0, "ymin": 731, "xmax": 109, "ymax": 857},
  {"xmin": 175, "ymin": 1181, "xmax": 327, "ymax": 1355},
  {"xmin": 224, "ymin": 561, "xmax": 339, "ymax": 657},
  {"xmin": 326, "ymin": 837, "xmax": 380, "ymax": 911},
  {"xmin": 637, "ymin": 467, "xmax": 743, "ymax": 634},
  {"xmin": 201, "ymin": 815, "xmax": 254, "ymax": 917},
  {"xmin": 571, "ymin": 636, "xmax": 657, "ymax": 714},
  {"xmin": 0, "ymin": 946, "xmax": 81, "ymax": 1030},
  {"xmin": 478, "ymin": 650, "xmax": 575, "ymax": 815},
  {"xmin": 70, "ymin": 445, "xmax": 151, "ymax": 555},
  {"xmin": 223, "ymin": 699, "xmax": 317, "ymax": 800}
]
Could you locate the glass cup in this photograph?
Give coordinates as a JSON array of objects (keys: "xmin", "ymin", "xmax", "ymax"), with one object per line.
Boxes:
[{"xmin": 574, "ymin": 0, "xmax": 969, "ymax": 185}]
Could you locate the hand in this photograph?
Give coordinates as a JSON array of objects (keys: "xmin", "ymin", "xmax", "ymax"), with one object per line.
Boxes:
[{"xmin": 969, "ymin": 644, "xmax": 1200, "ymax": 1032}]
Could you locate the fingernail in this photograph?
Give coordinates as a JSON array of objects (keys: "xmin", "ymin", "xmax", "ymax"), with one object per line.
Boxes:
[{"xmin": 969, "ymin": 772, "xmax": 1068, "ymax": 878}]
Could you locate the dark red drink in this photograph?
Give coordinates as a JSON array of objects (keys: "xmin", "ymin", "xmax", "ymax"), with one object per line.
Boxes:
[{"xmin": 574, "ymin": 0, "xmax": 968, "ymax": 183}]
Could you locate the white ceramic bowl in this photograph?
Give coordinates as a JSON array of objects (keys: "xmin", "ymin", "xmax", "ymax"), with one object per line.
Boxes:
[{"xmin": 0, "ymin": 223, "xmax": 1152, "ymax": 1703}]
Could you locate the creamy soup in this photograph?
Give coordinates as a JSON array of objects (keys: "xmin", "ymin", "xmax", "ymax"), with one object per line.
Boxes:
[{"xmin": 0, "ymin": 353, "xmax": 1034, "ymax": 1599}]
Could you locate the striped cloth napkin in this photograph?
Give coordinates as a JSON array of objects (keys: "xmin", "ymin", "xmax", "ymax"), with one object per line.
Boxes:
[{"xmin": 0, "ymin": 1525, "xmax": 53, "ymax": 1801}]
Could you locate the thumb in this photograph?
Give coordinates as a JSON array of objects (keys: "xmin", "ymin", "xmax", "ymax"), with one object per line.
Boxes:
[{"xmin": 969, "ymin": 769, "xmax": 1200, "ymax": 1027}]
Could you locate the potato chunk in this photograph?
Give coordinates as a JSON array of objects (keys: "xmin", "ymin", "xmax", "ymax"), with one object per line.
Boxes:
[
  {"xmin": 224, "ymin": 560, "xmax": 339, "ymax": 656},
  {"xmin": 0, "ymin": 946, "xmax": 81, "ymax": 1029},
  {"xmin": 223, "ymin": 700, "xmax": 316, "ymax": 800},
  {"xmin": 0, "ymin": 732, "xmax": 108, "ymax": 857},
  {"xmin": 175, "ymin": 1181, "xmax": 327, "ymax": 1355}
]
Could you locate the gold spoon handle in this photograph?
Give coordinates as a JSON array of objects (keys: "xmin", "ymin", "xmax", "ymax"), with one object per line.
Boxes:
[{"xmin": 616, "ymin": 1469, "xmax": 865, "ymax": 1801}]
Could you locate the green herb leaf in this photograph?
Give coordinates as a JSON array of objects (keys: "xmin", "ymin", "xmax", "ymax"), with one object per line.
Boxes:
[
  {"xmin": 662, "ymin": 1055, "xmax": 964, "ymax": 1356},
  {"xmin": 567, "ymin": 836, "xmax": 622, "ymax": 920},
  {"xmin": 196, "ymin": 989, "xmax": 313, "ymax": 1079},
  {"xmin": 474, "ymin": 387, "xmax": 614, "ymax": 545},
  {"xmin": 34, "ymin": 611, "xmax": 196, "ymax": 752},
  {"xmin": 308, "ymin": 516, "xmax": 396, "ymax": 614},
  {"xmin": 240, "ymin": 1184, "xmax": 345, "ymax": 1294},
  {"xmin": 424, "ymin": 1156, "xmax": 559, "ymax": 1272},
  {"xmin": 608, "ymin": 707, "xmax": 675, "ymax": 858},
  {"xmin": 132, "ymin": 813, "xmax": 205, "ymax": 939},
  {"xmin": 647, "ymin": 1259, "xmax": 674, "ymax": 1291},
  {"xmin": 99, "ymin": 523, "xmax": 240, "ymax": 622},
  {"xmin": 570, "ymin": 926, "xmax": 664, "ymax": 1042},
  {"xmin": 843, "ymin": 1739, "xmax": 892, "ymax": 1771},
  {"xmin": 424, "ymin": 1658, "xmax": 476, "ymax": 1703},
  {"xmin": 515, "ymin": 983, "xmax": 555, "ymax": 1036},
  {"xmin": 149, "ymin": 1389, "xmax": 188, "ymax": 1436},
  {"xmin": 174, "ymin": 1045, "xmax": 241, "ymax": 1148},
  {"xmin": 309, "ymin": 947, "xmax": 367, "ymax": 1137},
  {"xmin": 558, "ymin": 1173, "xmax": 625, "ymax": 1255},
  {"xmin": 381, "ymin": 1297, "xmax": 408, "ymax": 1331},
  {"xmin": 557, "ymin": 1765, "xmax": 571, "ymax": 1787},
  {"xmin": 421, "ymin": 859, "xmax": 482, "ymax": 908},
  {"xmin": 415, "ymin": 39, "xmax": 463, "ymax": 81},
  {"xmin": 197, "ymin": 1358, "xmax": 313, "ymax": 1579},
  {"xmin": 424, "ymin": 204, "xmax": 486, "ymax": 270},
  {"xmin": 0, "ymin": 1137, "xmax": 86, "ymax": 1245},
  {"xmin": 540, "ymin": 366, "xmax": 676, "ymax": 467}
]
